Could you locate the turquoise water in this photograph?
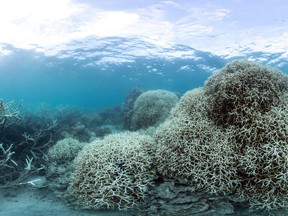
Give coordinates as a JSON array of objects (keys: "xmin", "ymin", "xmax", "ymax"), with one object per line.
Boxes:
[
  {"xmin": 1, "ymin": 41, "xmax": 287, "ymax": 111},
  {"xmin": 1, "ymin": 1, "xmax": 288, "ymax": 215}
]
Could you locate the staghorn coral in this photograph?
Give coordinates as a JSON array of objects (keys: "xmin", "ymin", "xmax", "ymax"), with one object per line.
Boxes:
[
  {"xmin": 233, "ymin": 96, "xmax": 288, "ymax": 210},
  {"xmin": 155, "ymin": 88, "xmax": 238, "ymax": 195},
  {"xmin": 203, "ymin": 60, "xmax": 288, "ymax": 209},
  {"xmin": 238, "ymin": 142, "xmax": 288, "ymax": 210},
  {"xmin": 47, "ymin": 137, "xmax": 85, "ymax": 165},
  {"xmin": 46, "ymin": 137, "xmax": 86, "ymax": 200},
  {"xmin": 69, "ymin": 132, "xmax": 156, "ymax": 210},
  {"xmin": 130, "ymin": 89, "xmax": 179, "ymax": 130},
  {"xmin": 169, "ymin": 87, "xmax": 208, "ymax": 119},
  {"xmin": 204, "ymin": 60, "xmax": 288, "ymax": 128},
  {"xmin": 122, "ymin": 87, "xmax": 144, "ymax": 130},
  {"xmin": 155, "ymin": 61, "xmax": 288, "ymax": 211}
]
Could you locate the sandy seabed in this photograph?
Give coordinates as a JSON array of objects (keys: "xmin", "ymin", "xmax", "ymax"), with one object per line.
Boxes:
[
  {"xmin": 0, "ymin": 187, "xmax": 131, "ymax": 216},
  {"xmin": 2, "ymin": 187, "xmax": 288, "ymax": 216}
]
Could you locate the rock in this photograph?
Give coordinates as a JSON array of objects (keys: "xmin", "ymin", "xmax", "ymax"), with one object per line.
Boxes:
[
  {"xmin": 133, "ymin": 177, "xmax": 237, "ymax": 216},
  {"xmin": 156, "ymin": 182, "xmax": 176, "ymax": 199},
  {"xmin": 170, "ymin": 193, "xmax": 201, "ymax": 204},
  {"xmin": 210, "ymin": 201, "xmax": 234, "ymax": 215}
]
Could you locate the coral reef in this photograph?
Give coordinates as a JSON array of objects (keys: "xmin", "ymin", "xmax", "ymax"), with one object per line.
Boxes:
[
  {"xmin": 130, "ymin": 89, "xmax": 179, "ymax": 130},
  {"xmin": 47, "ymin": 137, "xmax": 86, "ymax": 200},
  {"xmin": 54, "ymin": 107, "xmax": 96, "ymax": 142},
  {"xmin": 135, "ymin": 177, "xmax": 235, "ymax": 216},
  {"xmin": 54, "ymin": 106, "xmax": 123, "ymax": 142},
  {"xmin": 204, "ymin": 60, "xmax": 288, "ymax": 210},
  {"xmin": 155, "ymin": 60, "xmax": 288, "ymax": 211},
  {"xmin": 3, "ymin": 60, "xmax": 288, "ymax": 213},
  {"xmin": 69, "ymin": 132, "xmax": 156, "ymax": 210},
  {"xmin": 122, "ymin": 87, "xmax": 144, "ymax": 130},
  {"xmin": 94, "ymin": 126, "xmax": 112, "ymax": 138},
  {"xmin": 155, "ymin": 88, "xmax": 238, "ymax": 195},
  {"xmin": 123, "ymin": 87, "xmax": 144, "ymax": 113},
  {"xmin": 232, "ymin": 96, "xmax": 288, "ymax": 210},
  {"xmin": 97, "ymin": 105, "xmax": 124, "ymax": 126},
  {"xmin": 47, "ymin": 137, "xmax": 85, "ymax": 165},
  {"xmin": 204, "ymin": 60, "xmax": 288, "ymax": 128},
  {"xmin": 0, "ymin": 101, "xmax": 57, "ymax": 188}
]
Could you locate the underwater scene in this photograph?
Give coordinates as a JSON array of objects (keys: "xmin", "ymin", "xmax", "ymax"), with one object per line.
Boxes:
[{"xmin": 1, "ymin": 0, "xmax": 288, "ymax": 215}]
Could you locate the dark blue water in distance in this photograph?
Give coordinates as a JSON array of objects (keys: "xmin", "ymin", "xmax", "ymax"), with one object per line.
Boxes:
[{"xmin": 1, "ymin": 42, "xmax": 288, "ymax": 112}]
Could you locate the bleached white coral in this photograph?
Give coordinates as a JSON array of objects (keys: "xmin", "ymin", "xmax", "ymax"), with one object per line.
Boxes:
[
  {"xmin": 155, "ymin": 61, "xmax": 288, "ymax": 210},
  {"xmin": 69, "ymin": 132, "xmax": 156, "ymax": 210},
  {"xmin": 47, "ymin": 137, "xmax": 85, "ymax": 164},
  {"xmin": 204, "ymin": 60, "xmax": 288, "ymax": 127},
  {"xmin": 155, "ymin": 88, "xmax": 237, "ymax": 194},
  {"xmin": 130, "ymin": 89, "xmax": 179, "ymax": 130}
]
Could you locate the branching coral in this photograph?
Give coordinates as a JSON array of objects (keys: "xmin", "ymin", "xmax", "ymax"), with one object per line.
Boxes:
[
  {"xmin": 0, "ymin": 99, "xmax": 22, "ymax": 128},
  {"xmin": 155, "ymin": 60, "xmax": 288, "ymax": 211},
  {"xmin": 47, "ymin": 137, "xmax": 85, "ymax": 165},
  {"xmin": 204, "ymin": 60, "xmax": 288, "ymax": 128},
  {"xmin": 203, "ymin": 60, "xmax": 288, "ymax": 209},
  {"xmin": 46, "ymin": 137, "xmax": 86, "ymax": 200},
  {"xmin": 130, "ymin": 90, "xmax": 179, "ymax": 130},
  {"xmin": 155, "ymin": 88, "xmax": 238, "ymax": 195},
  {"xmin": 69, "ymin": 132, "xmax": 156, "ymax": 210},
  {"xmin": 233, "ymin": 97, "xmax": 288, "ymax": 210}
]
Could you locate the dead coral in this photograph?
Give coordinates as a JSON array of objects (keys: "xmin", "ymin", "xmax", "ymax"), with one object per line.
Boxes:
[
  {"xmin": 204, "ymin": 60, "xmax": 288, "ymax": 128},
  {"xmin": 46, "ymin": 137, "xmax": 86, "ymax": 201},
  {"xmin": 130, "ymin": 90, "xmax": 179, "ymax": 130},
  {"xmin": 155, "ymin": 61, "xmax": 288, "ymax": 211},
  {"xmin": 233, "ymin": 97, "xmax": 288, "ymax": 210},
  {"xmin": 155, "ymin": 88, "xmax": 238, "ymax": 195},
  {"xmin": 47, "ymin": 137, "xmax": 85, "ymax": 164},
  {"xmin": 69, "ymin": 132, "xmax": 156, "ymax": 210}
]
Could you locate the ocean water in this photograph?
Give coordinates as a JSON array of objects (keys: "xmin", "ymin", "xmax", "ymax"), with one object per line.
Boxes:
[
  {"xmin": 0, "ymin": 42, "xmax": 214, "ymax": 110},
  {"xmin": 1, "ymin": 1, "xmax": 288, "ymax": 215},
  {"xmin": 1, "ymin": 38, "xmax": 288, "ymax": 216},
  {"xmin": 1, "ymin": 41, "xmax": 287, "ymax": 111}
]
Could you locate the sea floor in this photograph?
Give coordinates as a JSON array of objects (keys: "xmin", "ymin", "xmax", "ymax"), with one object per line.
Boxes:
[
  {"xmin": 2, "ymin": 186, "xmax": 288, "ymax": 216},
  {"xmin": 0, "ymin": 187, "xmax": 131, "ymax": 216}
]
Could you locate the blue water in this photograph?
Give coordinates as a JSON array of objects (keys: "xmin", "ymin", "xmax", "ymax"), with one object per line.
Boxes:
[
  {"xmin": 2, "ymin": 36, "xmax": 288, "ymax": 216},
  {"xmin": 1, "ymin": 38, "xmax": 287, "ymax": 111}
]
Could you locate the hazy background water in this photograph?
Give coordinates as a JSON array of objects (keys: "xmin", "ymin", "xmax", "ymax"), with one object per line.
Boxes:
[{"xmin": 1, "ymin": 39, "xmax": 288, "ymax": 112}]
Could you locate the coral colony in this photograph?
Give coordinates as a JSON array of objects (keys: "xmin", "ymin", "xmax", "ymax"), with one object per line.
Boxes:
[{"xmin": 1, "ymin": 60, "xmax": 288, "ymax": 215}]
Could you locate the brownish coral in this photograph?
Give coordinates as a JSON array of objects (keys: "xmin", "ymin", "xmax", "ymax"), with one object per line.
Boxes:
[{"xmin": 204, "ymin": 60, "xmax": 288, "ymax": 128}]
